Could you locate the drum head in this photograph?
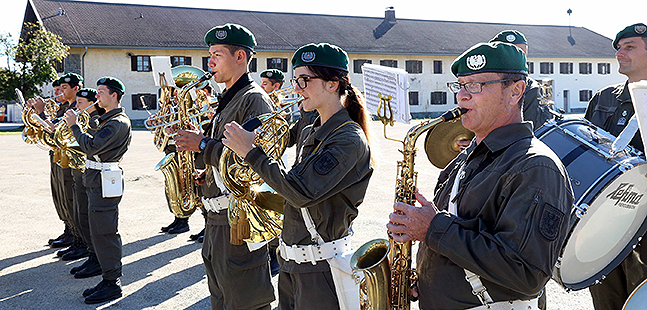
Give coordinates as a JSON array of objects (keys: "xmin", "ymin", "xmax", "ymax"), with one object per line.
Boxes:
[
  {"xmin": 558, "ymin": 162, "xmax": 647, "ymax": 290},
  {"xmin": 623, "ymin": 278, "xmax": 647, "ymax": 310}
]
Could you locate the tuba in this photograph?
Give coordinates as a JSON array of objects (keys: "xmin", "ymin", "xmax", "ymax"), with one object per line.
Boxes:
[
  {"xmin": 351, "ymin": 106, "xmax": 467, "ymax": 310},
  {"xmin": 154, "ymin": 71, "xmax": 213, "ymax": 218},
  {"xmin": 219, "ymin": 97, "xmax": 302, "ymax": 245}
]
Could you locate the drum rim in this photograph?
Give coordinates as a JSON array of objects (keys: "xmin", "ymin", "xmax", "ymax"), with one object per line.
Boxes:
[
  {"xmin": 623, "ymin": 277, "xmax": 647, "ymax": 310},
  {"xmin": 555, "ymin": 161, "xmax": 647, "ymax": 291}
]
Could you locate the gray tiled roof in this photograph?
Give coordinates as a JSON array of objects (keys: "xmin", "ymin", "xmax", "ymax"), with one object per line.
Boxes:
[{"xmin": 25, "ymin": 0, "xmax": 616, "ymax": 58}]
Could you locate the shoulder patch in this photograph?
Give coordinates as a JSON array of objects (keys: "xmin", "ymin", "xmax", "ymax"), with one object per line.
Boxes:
[
  {"xmin": 98, "ymin": 127, "xmax": 112, "ymax": 139},
  {"xmin": 539, "ymin": 203, "xmax": 564, "ymax": 241},
  {"xmin": 313, "ymin": 151, "xmax": 339, "ymax": 175}
]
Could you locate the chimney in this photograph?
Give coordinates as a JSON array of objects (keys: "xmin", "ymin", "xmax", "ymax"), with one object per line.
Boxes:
[{"xmin": 385, "ymin": 7, "xmax": 396, "ymax": 25}]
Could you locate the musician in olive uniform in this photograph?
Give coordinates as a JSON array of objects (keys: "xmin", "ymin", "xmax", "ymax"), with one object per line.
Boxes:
[
  {"xmin": 64, "ymin": 77, "xmax": 132, "ymax": 304},
  {"xmin": 175, "ymin": 23, "xmax": 275, "ymax": 309},
  {"xmin": 489, "ymin": 30, "xmax": 555, "ymax": 131},
  {"xmin": 223, "ymin": 42, "xmax": 374, "ymax": 310},
  {"xmin": 69, "ymin": 88, "xmax": 104, "ymax": 279},
  {"xmin": 585, "ymin": 23, "xmax": 647, "ymax": 310},
  {"xmin": 259, "ymin": 68, "xmax": 284, "ymax": 95},
  {"xmin": 387, "ymin": 42, "xmax": 573, "ymax": 310}
]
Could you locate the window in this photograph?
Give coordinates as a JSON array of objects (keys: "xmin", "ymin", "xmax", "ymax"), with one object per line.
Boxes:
[
  {"xmin": 267, "ymin": 58, "xmax": 288, "ymax": 72},
  {"xmin": 430, "ymin": 91, "xmax": 447, "ymax": 105},
  {"xmin": 579, "ymin": 62, "xmax": 592, "ymax": 75},
  {"xmin": 540, "ymin": 62, "xmax": 553, "ymax": 74},
  {"xmin": 171, "ymin": 56, "xmax": 191, "ymax": 67},
  {"xmin": 380, "ymin": 60, "xmax": 397, "ymax": 68},
  {"xmin": 132, "ymin": 93, "xmax": 158, "ymax": 111},
  {"xmin": 598, "ymin": 63, "xmax": 611, "ymax": 75},
  {"xmin": 202, "ymin": 57, "xmax": 210, "ymax": 72},
  {"xmin": 409, "ymin": 91, "xmax": 419, "ymax": 106},
  {"xmin": 353, "ymin": 59, "xmax": 372, "ymax": 74},
  {"xmin": 559, "ymin": 62, "xmax": 573, "ymax": 74},
  {"xmin": 433, "ymin": 60, "xmax": 442, "ymax": 74},
  {"xmin": 54, "ymin": 60, "xmax": 64, "ymax": 73},
  {"xmin": 405, "ymin": 60, "xmax": 423, "ymax": 74},
  {"xmin": 579, "ymin": 90, "xmax": 593, "ymax": 102},
  {"xmin": 131, "ymin": 55, "xmax": 151, "ymax": 72},
  {"xmin": 527, "ymin": 62, "xmax": 534, "ymax": 74},
  {"xmin": 249, "ymin": 58, "xmax": 257, "ymax": 72}
]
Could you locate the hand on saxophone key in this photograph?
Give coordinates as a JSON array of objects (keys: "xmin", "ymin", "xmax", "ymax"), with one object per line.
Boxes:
[
  {"xmin": 387, "ymin": 191, "xmax": 439, "ymax": 243},
  {"xmin": 175, "ymin": 125, "xmax": 204, "ymax": 152}
]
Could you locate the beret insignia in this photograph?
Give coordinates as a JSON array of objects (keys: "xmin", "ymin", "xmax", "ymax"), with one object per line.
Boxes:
[
  {"xmin": 215, "ymin": 30, "xmax": 227, "ymax": 40},
  {"xmin": 267, "ymin": 72, "xmax": 273, "ymax": 77},
  {"xmin": 301, "ymin": 51, "xmax": 316, "ymax": 63},
  {"xmin": 636, "ymin": 24, "xmax": 647, "ymax": 34},
  {"xmin": 81, "ymin": 91, "xmax": 88, "ymax": 96},
  {"xmin": 506, "ymin": 34, "xmax": 516, "ymax": 42},
  {"xmin": 99, "ymin": 78, "xmax": 106, "ymax": 83},
  {"xmin": 65, "ymin": 77, "xmax": 71, "ymax": 83},
  {"xmin": 466, "ymin": 54, "xmax": 487, "ymax": 71}
]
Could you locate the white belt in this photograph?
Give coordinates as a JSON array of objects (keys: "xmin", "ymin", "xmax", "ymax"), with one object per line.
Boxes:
[
  {"xmin": 466, "ymin": 297, "xmax": 539, "ymax": 310},
  {"xmin": 201, "ymin": 195, "xmax": 230, "ymax": 213},
  {"xmin": 85, "ymin": 159, "xmax": 119, "ymax": 170},
  {"xmin": 279, "ymin": 235, "xmax": 351, "ymax": 265}
]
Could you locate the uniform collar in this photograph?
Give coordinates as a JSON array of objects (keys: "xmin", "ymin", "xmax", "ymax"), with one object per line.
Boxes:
[
  {"xmin": 311, "ymin": 108, "xmax": 352, "ymax": 141},
  {"xmin": 613, "ymin": 81, "xmax": 633, "ymax": 103},
  {"xmin": 99, "ymin": 107, "xmax": 125, "ymax": 122},
  {"xmin": 480, "ymin": 122, "xmax": 534, "ymax": 153}
]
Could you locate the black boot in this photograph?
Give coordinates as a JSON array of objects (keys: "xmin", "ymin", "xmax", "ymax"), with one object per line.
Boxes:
[
  {"xmin": 84, "ymin": 279, "xmax": 122, "ymax": 304},
  {"xmin": 51, "ymin": 233, "xmax": 74, "ymax": 248},
  {"xmin": 70, "ymin": 256, "xmax": 91, "ymax": 274},
  {"xmin": 168, "ymin": 217, "xmax": 189, "ymax": 234},
  {"xmin": 161, "ymin": 217, "xmax": 180, "ymax": 232},
  {"xmin": 62, "ymin": 239, "xmax": 89, "ymax": 261},
  {"xmin": 197, "ymin": 235, "xmax": 204, "ymax": 243},
  {"xmin": 56, "ymin": 245, "xmax": 74, "ymax": 257},
  {"xmin": 48, "ymin": 232, "xmax": 66, "ymax": 245},
  {"xmin": 189, "ymin": 228, "xmax": 205, "ymax": 241},
  {"xmin": 75, "ymin": 254, "xmax": 102, "ymax": 279}
]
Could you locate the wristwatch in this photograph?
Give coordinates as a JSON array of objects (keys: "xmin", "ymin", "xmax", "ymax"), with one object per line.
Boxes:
[{"xmin": 199, "ymin": 137, "xmax": 209, "ymax": 152}]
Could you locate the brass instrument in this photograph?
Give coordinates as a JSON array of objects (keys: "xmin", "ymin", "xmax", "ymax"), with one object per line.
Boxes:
[
  {"xmin": 52, "ymin": 103, "xmax": 95, "ymax": 170},
  {"xmin": 154, "ymin": 72, "xmax": 213, "ymax": 218},
  {"xmin": 15, "ymin": 88, "xmax": 59, "ymax": 147},
  {"xmin": 351, "ymin": 98, "xmax": 467, "ymax": 310},
  {"xmin": 219, "ymin": 97, "xmax": 303, "ymax": 245},
  {"xmin": 424, "ymin": 120, "xmax": 474, "ymax": 168},
  {"xmin": 267, "ymin": 85, "xmax": 295, "ymax": 107}
]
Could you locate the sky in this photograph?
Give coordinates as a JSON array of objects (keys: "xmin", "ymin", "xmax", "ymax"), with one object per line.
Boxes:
[{"xmin": 1, "ymin": 0, "xmax": 645, "ymax": 67}]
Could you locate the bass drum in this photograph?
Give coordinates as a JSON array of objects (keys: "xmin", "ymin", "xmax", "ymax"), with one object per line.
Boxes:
[
  {"xmin": 535, "ymin": 118, "xmax": 647, "ymax": 291},
  {"xmin": 623, "ymin": 278, "xmax": 647, "ymax": 310}
]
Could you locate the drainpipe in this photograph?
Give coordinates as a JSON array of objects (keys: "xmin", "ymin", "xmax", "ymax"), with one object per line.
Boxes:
[{"xmin": 82, "ymin": 46, "xmax": 88, "ymax": 78}]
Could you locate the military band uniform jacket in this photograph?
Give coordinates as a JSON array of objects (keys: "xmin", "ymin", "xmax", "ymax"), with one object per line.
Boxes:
[
  {"xmin": 199, "ymin": 73, "xmax": 275, "ymax": 310},
  {"xmin": 585, "ymin": 81, "xmax": 647, "ymax": 310},
  {"xmin": 417, "ymin": 122, "xmax": 573, "ymax": 310},
  {"xmin": 523, "ymin": 77, "xmax": 554, "ymax": 131},
  {"xmin": 584, "ymin": 81, "xmax": 644, "ymax": 152},
  {"xmin": 245, "ymin": 108, "xmax": 373, "ymax": 273},
  {"xmin": 71, "ymin": 107, "xmax": 132, "ymax": 281}
]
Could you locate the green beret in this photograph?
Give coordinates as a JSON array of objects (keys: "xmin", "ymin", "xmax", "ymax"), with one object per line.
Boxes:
[
  {"xmin": 260, "ymin": 69, "xmax": 284, "ymax": 81},
  {"xmin": 613, "ymin": 23, "xmax": 647, "ymax": 50},
  {"xmin": 204, "ymin": 23, "xmax": 256, "ymax": 50},
  {"xmin": 291, "ymin": 43, "xmax": 349, "ymax": 72},
  {"xmin": 52, "ymin": 78, "xmax": 61, "ymax": 87},
  {"xmin": 97, "ymin": 76, "xmax": 125, "ymax": 93},
  {"xmin": 489, "ymin": 30, "xmax": 528, "ymax": 45},
  {"xmin": 60, "ymin": 72, "xmax": 83, "ymax": 85},
  {"xmin": 76, "ymin": 88, "xmax": 97, "ymax": 101},
  {"xmin": 451, "ymin": 42, "xmax": 528, "ymax": 77}
]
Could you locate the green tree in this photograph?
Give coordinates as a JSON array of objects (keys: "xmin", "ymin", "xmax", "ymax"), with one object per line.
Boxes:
[{"xmin": 0, "ymin": 22, "xmax": 68, "ymax": 101}]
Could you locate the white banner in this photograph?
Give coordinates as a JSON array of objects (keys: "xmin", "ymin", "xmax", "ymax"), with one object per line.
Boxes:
[{"xmin": 362, "ymin": 64, "xmax": 411, "ymax": 124}]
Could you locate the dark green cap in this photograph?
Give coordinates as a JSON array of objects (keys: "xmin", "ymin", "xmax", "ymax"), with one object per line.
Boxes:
[
  {"xmin": 260, "ymin": 69, "xmax": 284, "ymax": 81},
  {"xmin": 204, "ymin": 23, "xmax": 256, "ymax": 50},
  {"xmin": 60, "ymin": 72, "xmax": 83, "ymax": 85},
  {"xmin": 451, "ymin": 42, "xmax": 528, "ymax": 77},
  {"xmin": 97, "ymin": 76, "xmax": 125, "ymax": 93},
  {"xmin": 291, "ymin": 43, "xmax": 349, "ymax": 72},
  {"xmin": 52, "ymin": 78, "xmax": 61, "ymax": 87},
  {"xmin": 613, "ymin": 23, "xmax": 647, "ymax": 50},
  {"xmin": 489, "ymin": 30, "xmax": 528, "ymax": 45},
  {"xmin": 76, "ymin": 88, "xmax": 97, "ymax": 101}
]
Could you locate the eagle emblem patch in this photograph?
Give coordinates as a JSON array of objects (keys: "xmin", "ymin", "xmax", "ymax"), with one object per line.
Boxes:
[
  {"xmin": 301, "ymin": 51, "xmax": 316, "ymax": 63},
  {"xmin": 215, "ymin": 30, "xmax": 228, "ymax": 40},
  {"xmin": 466, "ymin": 54, "xmax": 486, "ymax": 71}
]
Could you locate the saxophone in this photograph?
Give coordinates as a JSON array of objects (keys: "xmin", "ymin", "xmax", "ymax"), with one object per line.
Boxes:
[
  {"xmin": 351, "ymin": 107, "xmax": 467, "ymax": 310},
  {"xmin": 154, "ymin": 72, "xmax": 213, "ymax": 218}
]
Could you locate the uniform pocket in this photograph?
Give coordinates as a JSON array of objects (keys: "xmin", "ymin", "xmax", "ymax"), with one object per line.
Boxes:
[
  {"xmin": 226, "ymin": 244, "xmax": 269, "ymax": 270},
  {"xmin": 89, "ymin": 207, "xmax": 119, "ymax": 235}
]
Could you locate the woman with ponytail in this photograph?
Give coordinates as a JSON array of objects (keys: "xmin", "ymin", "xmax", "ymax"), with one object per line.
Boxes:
[{"xmin": 223, "ymin": 42, "xmax": 373, "ymax": 309}]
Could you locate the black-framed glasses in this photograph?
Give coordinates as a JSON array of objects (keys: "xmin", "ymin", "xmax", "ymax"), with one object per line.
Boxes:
[
  {"xmin": 447, "ymin": 79, "xmax": 516, "ymax": 94},
  {"xmin": 290, "ymin": 76, "xmax": 322, "ymax": 89}
]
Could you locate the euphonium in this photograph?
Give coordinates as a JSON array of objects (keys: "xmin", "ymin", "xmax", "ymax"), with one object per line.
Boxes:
[
  {"xmin": 219, "ymin": 97, "xmax": 303, "ymax": 245},
  {"xmin": 154, "ymin": 72, "xmax": 213, "ymax": 218},
  {"xmin": 351, "ymin": 107, "xmax": 467, "ymax": 310}
]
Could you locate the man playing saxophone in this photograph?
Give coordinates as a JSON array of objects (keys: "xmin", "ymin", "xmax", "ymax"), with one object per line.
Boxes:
[
  {"xmin": 174, "ymin": 23, "xmax": 275, "ymax": 309},
  {"xmin": 387, "ymin": 42, "xmax": 573, "ymax": 310}
]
